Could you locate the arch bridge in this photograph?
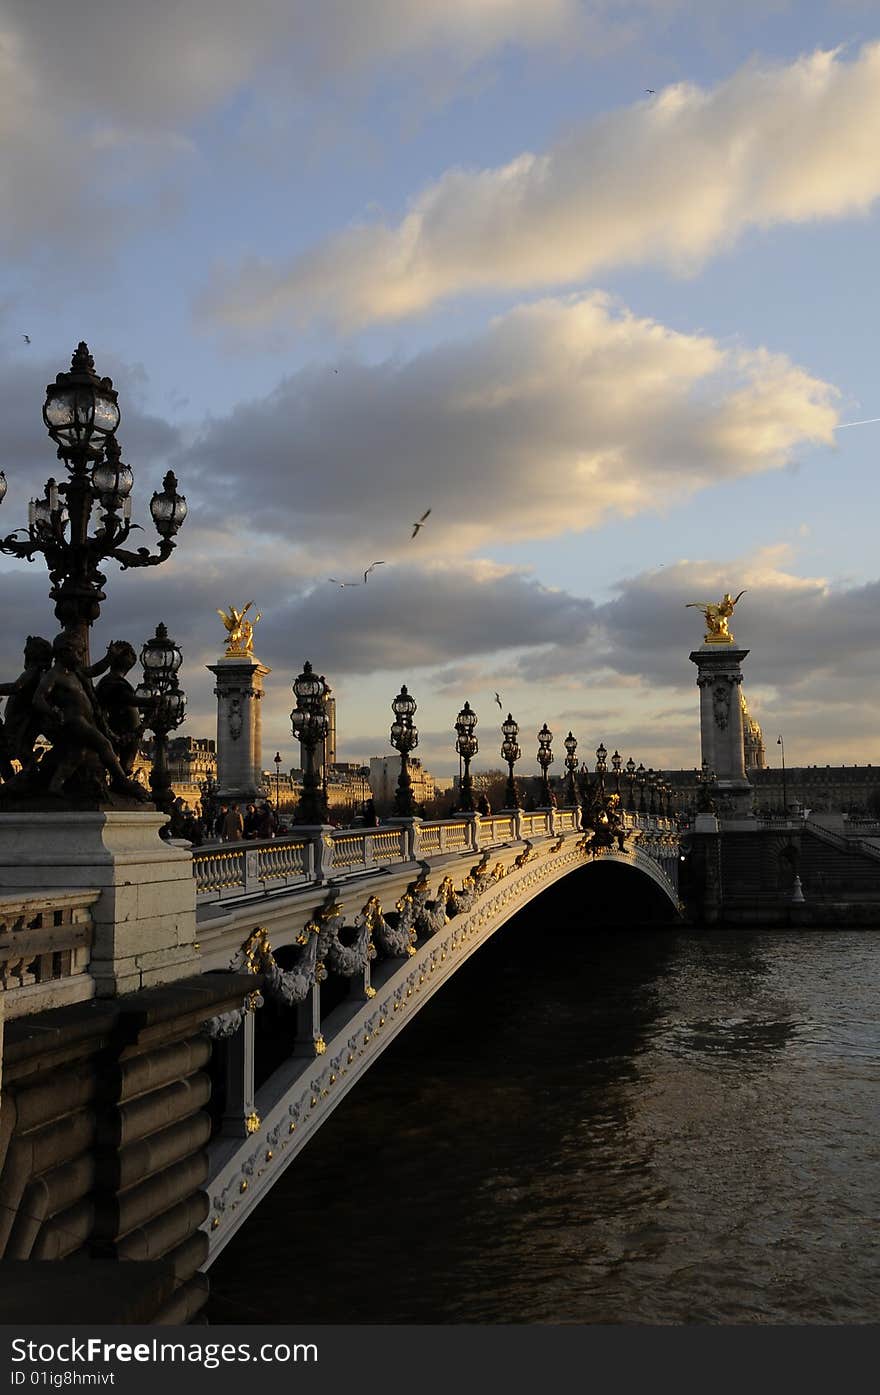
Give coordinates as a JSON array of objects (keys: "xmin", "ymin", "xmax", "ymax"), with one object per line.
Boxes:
[{"xmin": 195, "ymin": 804, "xmax": 681, "ymax": 1261}]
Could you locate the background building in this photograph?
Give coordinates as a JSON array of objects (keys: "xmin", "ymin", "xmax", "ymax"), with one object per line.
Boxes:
[{"xmin": 369, "ymin": 755, "xmax": 437, "ymax": 813}]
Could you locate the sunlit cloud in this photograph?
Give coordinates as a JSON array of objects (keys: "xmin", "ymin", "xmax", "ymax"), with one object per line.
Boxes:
[
  {"xmin": 201, "ymin": 42, "xmax": 880, "ymax": 330},
  {"xmin": 182, "ymin": 293, "xmax": 838, "ymax": 554}
]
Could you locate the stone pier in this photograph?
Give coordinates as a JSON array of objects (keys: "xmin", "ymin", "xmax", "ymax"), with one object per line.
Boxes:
[
  {"xmin": 690, "ymin": 643, "xmax": 753, "ymax": 817},
  {"xmin": 208, "ymin": 654, "xmax": 271, "ymax": 804}
]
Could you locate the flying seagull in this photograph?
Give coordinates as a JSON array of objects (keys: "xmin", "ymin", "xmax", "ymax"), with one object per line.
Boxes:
[
  {"xmin": 411, "ymin": 509, "xmax": 431, "ymax": 538},
  {"xmin": 645, "ymin": 88, "xmax": 655, "ymax": 94},
  {"xmin": 494, "ymin": 692, "xmax": 503, "ymax": 710},
  {"xmin": 328, "ymin": 577, "xmax": 360, "ymax": 587},
  {"xmin": 364, "ymin": 561, "xmax": 385, "ymax": 583},
  {"xmin": 22, "ymin": 335, "xmax": 30, "ymax": 344}
]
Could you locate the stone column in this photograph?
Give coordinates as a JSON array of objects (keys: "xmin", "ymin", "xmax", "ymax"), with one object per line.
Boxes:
[
  {"xmin": 207, "ymin": 655, "xmax": 271, "ymax": 803},
  {"xmin": 690, "ymin": 644, "xmax": 753, "ymax": 816}
]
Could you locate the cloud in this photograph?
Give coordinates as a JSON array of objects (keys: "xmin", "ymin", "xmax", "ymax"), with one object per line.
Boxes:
[
  {"xmin": 3, "ymin": 487, "xmax": 880, "ymax": 772},
  {"xmin": 182, "ymin": 292, "xmax": 837, "ymax": 554},
  {"xmin": 0, "ymin": 0, "xmax": 576, "ymax": 252},
  {"xmin": 201, "ymin": 42, "xmax": 880, "ymax": 330}
]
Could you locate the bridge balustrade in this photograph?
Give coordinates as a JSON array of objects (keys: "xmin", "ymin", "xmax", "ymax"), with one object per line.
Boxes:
[
  {"xmin": 191, "ymin": 806, "xmax": 678, "ymax": 906},
  {"xmin": 478, "ymin": 814, "xmax": 517, "ymax": 842},
  {"xmin": 0, "ymin": 889, "xmax": 99, "ymax": 1019}
]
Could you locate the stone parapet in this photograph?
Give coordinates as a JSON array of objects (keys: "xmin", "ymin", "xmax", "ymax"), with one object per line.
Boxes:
[{"xmin": 0, "ymin": 810, "xmax": 199, "ymax": 997}]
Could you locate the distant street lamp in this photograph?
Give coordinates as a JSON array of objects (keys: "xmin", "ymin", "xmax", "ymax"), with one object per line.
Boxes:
[
  {"xmin": 536, "ymin": 723, "xmax": 555, "ymax": 808},
  {"xmin": 390, "ymin": 684, "xmax": 419, "ymax": 818},
  {"xmin": 625, "ymin": 756, "xmax": 636, "ymax": 812},
  {"xmin": 636, "ymin": 762, "xmax": 647, "ymax": 814},
  {"xmin": 290, "ymin": 661, "xmax": 329, "ymax": 825},
  {"xmin": 595, "ymin": 742, "xmax": 607, "ymax": 797},
  {"xmin": 454, "ymin": 701, "xmax": 479, "ymax": 813},
  {"xmin": 137, "ymin": 622, "xmax": 186, "ymax": 815},
  {"xmin": 563, "ymin": 732, "xmax": 579, "ymax": 806},
  {"xmin": 0, "ymin": 344, "xmax": 186, "ymax": 664},
  {"xmin": 611, "ymin": 750, "xmax": 622, "ymax": 799},
  {"xmin": 501, "ymin": 714, "xmax": 522, "ymax": 810},
  {"xmin": 777, "ymin": 734, "xmax": 787, "ymax": 813},
  {"xmin": 274, "ymin": 751, "xmax": 282, "ymax": 814}
]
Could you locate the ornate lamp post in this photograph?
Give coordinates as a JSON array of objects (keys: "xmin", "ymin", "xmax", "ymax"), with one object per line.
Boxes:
[
  {"xmin": 501, "ymin": 714, "xmax": 522, "ymax": 809},
  {"xmin": 536, "ymin": 723, "xmax": 555, "ymax": 808},
  {"xmin": 611, "ymin": 750, "xmax": 622, "ymax": 799},
  {"xmin": 274, "ymin": 751, "xmax": 282, "ymax": 814},
  {"xmin": 137, "ymin": 623, "xmax": 185, "ymax": 815},
  {"xmin": 390, "ymin": 684, "xmax": 419, "ymax": 818},
  {"xmin": 636, "ymin": 762, "xmax": 647, "ymax": 814},
  {"xmin": 290, "ymin": 661, "xmax": 329, "ymax": 825},
  {"xmin": 0, "ymin": 344, "xmax": 186, "ymax": 664},
  {"xmin": 595, "ymin": 742, "xmax": 607, "ymax": 797},
  {"xmin": 625, "ymin": 756, "xmax": 636, "ymax": 812},
  {"xmin": 454, "ymin": 701, "xmax": 478, "ymax": 813},
  {"xmin": 563, "ymin": 732, "xmax": 579, "ymax": 806}
]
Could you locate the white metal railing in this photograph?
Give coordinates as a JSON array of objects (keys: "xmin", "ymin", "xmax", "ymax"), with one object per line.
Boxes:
[{"xmin": 0, "ymin": 889, "xmax": 99, "ymax": 1019}]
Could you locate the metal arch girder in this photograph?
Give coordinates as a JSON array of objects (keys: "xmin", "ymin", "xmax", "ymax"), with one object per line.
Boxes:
[{"xmin": 201, "ymin": 828, "xmax": 682, "ymax": 1261}]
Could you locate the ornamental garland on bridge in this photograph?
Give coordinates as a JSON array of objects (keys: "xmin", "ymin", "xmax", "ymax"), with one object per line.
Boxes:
[{"xmin": 232, "ymin": 849, "xmax": 520, "ymax": 1013}]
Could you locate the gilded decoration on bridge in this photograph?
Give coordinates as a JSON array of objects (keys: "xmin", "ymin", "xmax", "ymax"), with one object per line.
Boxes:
[
  {"xmin": 685, "ymin": 590, "xmax": 746, "ymax": 645},
  {"xmin": 217, "ymin": 600, "xmax": 261, "ymax": 656}
]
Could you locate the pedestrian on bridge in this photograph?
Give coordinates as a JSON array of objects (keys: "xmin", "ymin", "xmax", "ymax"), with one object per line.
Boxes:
[{"xmin": 221, "ymin": 803, "xmax": 244, "ymax": 842}]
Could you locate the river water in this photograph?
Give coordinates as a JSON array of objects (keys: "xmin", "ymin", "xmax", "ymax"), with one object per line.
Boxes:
[{"xmin": 208, "ymin": 921, "xmax": 880, "ymax": 1325}]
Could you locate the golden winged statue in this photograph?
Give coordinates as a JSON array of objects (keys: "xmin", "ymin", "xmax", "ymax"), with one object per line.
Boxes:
[
  {"xmin": 217, "ymin": 601, "xmax": 261, "ymax": 656},
  {"xmin": 685, "ymin": 591, "xmax": 746, "ymax": 644}
]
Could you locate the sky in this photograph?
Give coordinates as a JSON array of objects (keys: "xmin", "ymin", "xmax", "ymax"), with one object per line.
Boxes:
[{"xmin": 2, "ymin": 0, "xmax": 880, "ymax": 780}]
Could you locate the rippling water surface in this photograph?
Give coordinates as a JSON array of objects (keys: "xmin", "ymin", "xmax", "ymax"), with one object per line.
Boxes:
[{"xmin": 209, "ymin": 925, "xmax": 880, "ymax": 1324}]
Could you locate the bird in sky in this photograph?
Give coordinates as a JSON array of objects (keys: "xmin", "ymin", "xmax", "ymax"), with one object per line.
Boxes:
[
  {"xmin": 411, "ymin": 509, "xmax": 431, "ymax": 538},
  {"xmin": 328, "ymin": 577, "xmax": 360, "ymax": 587},
  {"xmin": 494, "ymin": 692, "xmax": 503, "ymax": 710},
  {"xmin": 364, "ymin": 561, "xmax": 385, "ymax": 583},
  {"xmin": 645, "ymin": 88, "xmax": 655, "ymax": 94},
  {"xmin": 21, "ymin": 334, "xmax": 30, "ymax": 344}
]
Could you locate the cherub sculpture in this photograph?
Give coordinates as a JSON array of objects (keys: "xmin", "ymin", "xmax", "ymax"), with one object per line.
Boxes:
[
  {"xmin": 0, "ymin": 635, "xmax": 53, "ymax": 778},
  {"xmin": 95, "ymin": 640, "xmax": 152, "ymax": 776},
  {"xmin": 217, "ymin": 601, "xmax": 261, "ymax": 656},
  {"xmin": 685, "ymin": 591, "xmax": 746, "ymax": 644}
]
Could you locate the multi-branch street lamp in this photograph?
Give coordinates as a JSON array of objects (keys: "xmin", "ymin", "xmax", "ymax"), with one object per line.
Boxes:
[
  {"xmin": 0, "ymin": 343, "xmax": 187, "ymax": 666},
  {"xmin": 625, "ymin": 756, "xmax": 637, "ymax": 812},
  {"xmin": 274, "ymin": 751, "xmax": 282, "ymax": 814},
  {"xmin": 611, "ymin": 750, "xmax": 622, "ymax": 798},
  {"xmin": 563, "ymin": 732, "xmax": 579, "ymax": 806},
  {"xmin": 636, "ymin": 762, "xmax": 647, "ymax": 814},
  {"xmin": 501, "ymin": 714, "xmax": 522, "ymax": 810},
  {"xmin": 595, "ymin": 742, "xmax": 608, "ymax": 796},
  {"xmin": 137, "ymin": 623, "xmax": 185, "ymax": 815},
  {"xmin": 390, "ymin": 684, "xmax": 419, "ymax": 818},
  {"xmin": 454, "ymin": 701, "xmax": 478, "ymax": 814},
  {"xmin": 290, "ymin": 661, "xmax": 329, "ymax": 825},
  {"xmin": 536, "ymin": 723, "xmax": 555, "ymax": 808},
  {"xmin": 646, "ymin": 768, "xmax": 657, "ymax": 817}
]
